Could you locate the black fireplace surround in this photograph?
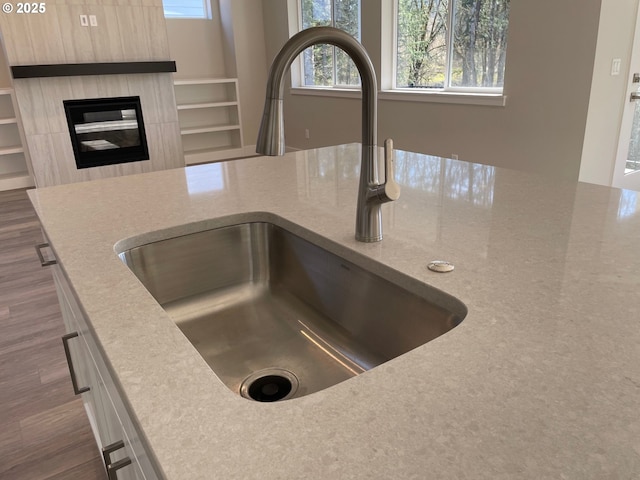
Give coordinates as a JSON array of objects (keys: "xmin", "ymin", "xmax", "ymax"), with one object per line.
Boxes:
[{"xmin": 63, "ymin": 96, "xmax": 150, "ymax": 169}]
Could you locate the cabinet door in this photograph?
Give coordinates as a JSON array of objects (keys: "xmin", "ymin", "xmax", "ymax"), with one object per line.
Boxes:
[
  {"xmin": 91, "ymin": 350, "xmax": 146, "ymax": 480},
  {"xmin": 52, "ymin": 266, "xmax": 150, "ymax": 480},
  {"xmin": 53, "ymin": 266, "xmax": 109, "ymax": 450}
]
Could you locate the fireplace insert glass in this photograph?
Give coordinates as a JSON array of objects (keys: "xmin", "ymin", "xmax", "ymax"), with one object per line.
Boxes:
[{"xmin": 63, "ymin": 96, "xmax": 150, "ymax": 169}]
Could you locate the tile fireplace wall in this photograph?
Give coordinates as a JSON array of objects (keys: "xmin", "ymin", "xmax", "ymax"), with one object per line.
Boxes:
[{"xmin": 0, "ymin": 0, "xmax": 184, "ymax": 187}]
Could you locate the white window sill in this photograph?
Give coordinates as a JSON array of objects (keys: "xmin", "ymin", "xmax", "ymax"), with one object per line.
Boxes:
[
  {"xmin": 290, "ymin": 87, "xmax": 362, "ymax": 99},
  {"xmin": 290, "ymin": 86, "xmax": 507, "ymax": 107},
  {"xmin": 381, "ymin": 89, "xmax": 506, "ymax": 106}
]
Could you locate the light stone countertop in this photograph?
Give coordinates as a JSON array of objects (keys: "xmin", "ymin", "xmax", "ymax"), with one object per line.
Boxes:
[{"xmin": 28, "ymin": 144, "xmax": 640, "ymax": 479}]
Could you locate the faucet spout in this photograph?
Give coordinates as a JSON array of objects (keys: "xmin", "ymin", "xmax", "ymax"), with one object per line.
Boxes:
[{"xmin": 256, "ymin": 26, "xmax": 400, "ymax": 242}]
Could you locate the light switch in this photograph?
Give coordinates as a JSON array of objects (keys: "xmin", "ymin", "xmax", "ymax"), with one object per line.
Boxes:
[
  {"xmin": 79, "ymin": 14, "xmax": 89, "ymax": 27},
  {"xmin": 611, "ymin": 58, "xmax": 622, "ymax": 76},
  {"xmin": 89, "ymin": 15, "xmax": 97, "ymax": 27}
]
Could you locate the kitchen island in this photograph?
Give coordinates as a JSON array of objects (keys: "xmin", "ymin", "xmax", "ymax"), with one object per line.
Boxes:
[{"xmin": 28, "ymin": 144, "xmax": 640, "ymax": 479}]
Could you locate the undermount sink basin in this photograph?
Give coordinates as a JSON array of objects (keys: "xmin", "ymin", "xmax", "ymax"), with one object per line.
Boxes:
[{"xmin": 118, "ymin": 222, "xmax": 467, "ymax": 401}]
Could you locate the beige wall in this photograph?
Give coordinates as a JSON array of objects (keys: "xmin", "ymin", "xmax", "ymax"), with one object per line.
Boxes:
[
  {"xmin": 0, "ymin": 1, "xmax": 171, "ymax": 64},
  {"xmin": 579, "ymin": 0, "xmax": 639, "ymax": 186},
  {"xmin": 167, "ymin": 0, "xmax": 268, "ymax": 147},
  {"xmin": 0, "ymin": 43, "xmax": 10, "ymax": 87},
  {"xmin": 220, "ymin": 0, "xmax": 268, "ymax": 147},
  {"xmin": 166, "ymin": 3, "xmax": 228, "ymax": 80},
  {"xmin": 262, "ymin": 0, "xmax": 603, "ymax": 181}
]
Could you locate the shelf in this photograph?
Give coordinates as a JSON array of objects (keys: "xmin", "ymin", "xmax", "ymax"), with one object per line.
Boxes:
[
  {"xmin": 180, "ymin": 125, "xmax": 241, "ymax": 136},
  {"xmin": 184, "ymin": 146, "xmax": 255, "ymax": 165},
  {"xmin": 174, "ymin": 78, "xmax": 237, "ymax": 86},
  {"xmin": 12, "ymin": 61, "xmax": 177, "ymax": 79},
  {"xmin": 0, "ymin": 88, "xmax": 32, "ymax": 191},
  {"xmin": 0, "ymin": 171, "xmax": 34, "ymax": 190},
  {"xmin": 177, "ymin": 101, "xmax": 238, "ymax": 111},
  {"xmin": 0, "ymin": 145, "xmax": 24, "ymax": 156},
  {"xmin": 174, "ymin": 78, "xmax": 244, "ymax": 165},
  {"xmin": 183, "ymin": 145, "xmax": 242, "ymax": 156}
]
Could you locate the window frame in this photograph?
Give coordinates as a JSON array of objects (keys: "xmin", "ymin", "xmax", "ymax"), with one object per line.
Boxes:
[
  {"xmin": 162, "ymin": 0, "xmax": 211, "ymax": 20},
  {"xmin": 392, "ymin": 0, "xmax": 507, "ymax": 94},
  {"xmin": 295, "ymin": 0, "xmax": 362, "ymax": 89},
  {"xmin": 287, "ymin": 0, "xmax": 507, "ymax": 107}
]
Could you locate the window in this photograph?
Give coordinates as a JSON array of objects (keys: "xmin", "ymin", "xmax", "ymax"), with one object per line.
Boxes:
[
  {"xmin": 163, "ymin": 0, "xmax": 210, "ymax": 19},
  {"xmin": 299, "ymin": 0, "xmax": 361, "ymax": 87},
  {"xmin": 395, "ymin": 0, "xmax": 510, "ymax": 92}
]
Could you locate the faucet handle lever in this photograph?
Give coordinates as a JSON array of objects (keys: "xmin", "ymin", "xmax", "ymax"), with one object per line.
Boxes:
[{"xmin": 381, "ymin": 138, "xmax": 401, "ymax": 201}]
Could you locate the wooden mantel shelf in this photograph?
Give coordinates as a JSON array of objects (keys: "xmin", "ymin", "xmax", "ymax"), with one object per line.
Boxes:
[{"xmin": 11, "ymin": 61, "xmax": 177, "ymax": 79}]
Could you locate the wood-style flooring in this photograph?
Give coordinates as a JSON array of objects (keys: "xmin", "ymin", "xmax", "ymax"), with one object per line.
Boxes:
[{"xmin": 0, "ymin": 188, "xmax": 106, "ymax": 480}]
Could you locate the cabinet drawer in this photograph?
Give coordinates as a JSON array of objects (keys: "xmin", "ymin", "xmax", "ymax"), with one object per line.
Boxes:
[{"xmin": 52, "ymin": 263, "xmax": 160, "ymax": 480}]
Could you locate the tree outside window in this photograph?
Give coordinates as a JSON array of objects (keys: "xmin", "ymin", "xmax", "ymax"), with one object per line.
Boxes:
[
  {"xmin": 396, "ymin": 0, "xmax": 510, "ymax": 90},
  {"xmin": 300, "ymin": 0, "xmax": 361, "ymax": 87}
]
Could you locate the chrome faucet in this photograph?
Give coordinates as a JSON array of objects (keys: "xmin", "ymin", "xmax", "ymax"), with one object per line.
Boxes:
[{"xmin": 256, "ymin": 26, "xmax": 400, "ymax": 242}]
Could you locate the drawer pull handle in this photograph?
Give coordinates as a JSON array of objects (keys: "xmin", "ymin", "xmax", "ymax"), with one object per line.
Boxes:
[
  {"xmin": 102, "ymin": 440, "xmax": 133, "ymax": 480},
  {"xmin": 35, "ymin": 243, "xmax": 57, "ymax": 267},
  {"xmin": 61, "ymin": 332, "xmax": 90, "ymax": 395}
]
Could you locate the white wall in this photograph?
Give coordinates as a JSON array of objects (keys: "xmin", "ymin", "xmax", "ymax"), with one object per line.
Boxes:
[
  {"xmin": 261, "ymin": 0, "xmax": 603, "ymax": 181},
  {"xmin": 579, "ymin": 0, "xmax": 639, "ymax": 186}
]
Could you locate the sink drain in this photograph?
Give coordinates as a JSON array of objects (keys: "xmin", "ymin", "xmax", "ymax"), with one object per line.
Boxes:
[{"xmin": 240, "ymin": 368, "xmax": 299, "ymax": 402}]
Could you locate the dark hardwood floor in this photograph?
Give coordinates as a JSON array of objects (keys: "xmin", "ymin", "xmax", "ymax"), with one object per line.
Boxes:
[{"xmin": 0, "ymin": 188, "xmax": 106, "ymax": 480}]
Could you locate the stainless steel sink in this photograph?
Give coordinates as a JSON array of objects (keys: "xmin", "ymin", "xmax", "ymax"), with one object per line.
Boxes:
[{"xmin": 118, "ymin": 222, "xmax": 467, "ymax": 401}]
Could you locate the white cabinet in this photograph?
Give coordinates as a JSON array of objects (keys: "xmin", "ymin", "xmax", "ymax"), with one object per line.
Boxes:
[
  {"xmin": 174, "ymin": 78, "xmax": 246, "ymax": 164},
  {"xmin": 0, "ymin": 88, "xmax": 33, "ymax": 190},
  {"xmin": 50, "ymin": 254, "xmax": 159, "ymax": 480}
]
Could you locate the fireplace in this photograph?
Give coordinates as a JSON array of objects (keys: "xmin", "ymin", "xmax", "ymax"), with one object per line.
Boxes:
[{"xmin": 63, "ymin": 96, "xmax": 150, "ymax": 169}]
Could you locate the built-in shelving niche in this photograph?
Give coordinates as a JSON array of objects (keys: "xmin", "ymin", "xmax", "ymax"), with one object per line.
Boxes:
[
  {"xmin": 174, "ymin": 78, "xmax": 245, "ymax": 165},
  {"xmin": 0, "ymin": 88, "xmax": 33, "ymax": 191}
]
